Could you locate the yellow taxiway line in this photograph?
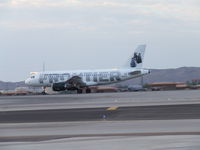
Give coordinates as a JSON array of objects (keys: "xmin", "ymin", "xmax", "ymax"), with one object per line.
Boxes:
[{"xmin": 106, "ymin": 106, "xmax": 119, "ymax": 111}]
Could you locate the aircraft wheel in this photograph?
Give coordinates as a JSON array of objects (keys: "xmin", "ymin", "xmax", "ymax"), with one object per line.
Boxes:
[
  {"xmin": 41, "ymin": 91, "xmax": 47, "ymax": 95},
  {"xmin": 77, "ymin": 89, "xmax": 83, "ymax": 94},
  {"xmin": 42, "ymin": 87, "xmax": 47, "ymax": 95},
  {"xmin": 86, "ymin": 88, "xmax": 91, "ymax": 93}
]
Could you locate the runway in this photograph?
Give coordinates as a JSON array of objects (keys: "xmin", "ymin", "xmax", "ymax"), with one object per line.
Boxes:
[
  {"xmin": 0, "ymin": 90, "xmax": 200, "ymax": 150},
  {"xmin": 0, "ymin": 104, "xmax": 200, "ymax": 123}
]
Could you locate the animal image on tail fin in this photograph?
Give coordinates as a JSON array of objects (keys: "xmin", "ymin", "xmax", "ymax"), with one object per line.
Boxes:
[{"xmin": 130, "ymin": 45, "xmax": 146, "ymax": 68}]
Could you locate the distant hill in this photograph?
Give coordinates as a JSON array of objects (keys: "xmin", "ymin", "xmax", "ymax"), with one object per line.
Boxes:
[
  {"xmin": 1, "ymin": 67, "xmax": 200, "ymax": 90},
  {"xmin": 0, "ymin": 81, "xmax": 26, "ymax": 90},
  {"xmin": 122, "ymin": 67, "xmax": 200, "ymax": 85}
]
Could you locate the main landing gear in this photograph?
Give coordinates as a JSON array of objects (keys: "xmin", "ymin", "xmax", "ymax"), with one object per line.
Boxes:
[
  {"xmin": 77, "ymin": 88, "xmax": 91, "ymax": 94},
  {"xmin": 77, "ymin": 89, "xmax": 83, "ymax": 94},
  {"xmin": 86, "ymin": 88, "xmax": 91, "ymax": 93}
]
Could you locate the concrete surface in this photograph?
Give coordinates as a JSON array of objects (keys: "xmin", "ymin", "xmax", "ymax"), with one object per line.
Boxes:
[
  {"xmin": 0, "ymin": 120, "xmax": 200, "ymax": 150},
  {"xmin": 1, "ymin": 90, "xmax": 200, "ymax": 111}
]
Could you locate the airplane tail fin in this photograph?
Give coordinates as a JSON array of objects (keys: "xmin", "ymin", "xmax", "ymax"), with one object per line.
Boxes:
[{"xmin": 124, "ymin": 45, "xmax": 146, "ymax": 68}]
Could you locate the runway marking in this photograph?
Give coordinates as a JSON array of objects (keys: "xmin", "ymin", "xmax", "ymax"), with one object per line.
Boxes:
[{"xmin": 107, "ymin": 106, "xmax": 118, "ymax": 111}]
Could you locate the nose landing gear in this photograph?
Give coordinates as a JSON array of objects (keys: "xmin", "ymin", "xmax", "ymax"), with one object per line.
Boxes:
[{"xmin": 42, "ymin": 86, "xmax": 47, "ymax": 95}]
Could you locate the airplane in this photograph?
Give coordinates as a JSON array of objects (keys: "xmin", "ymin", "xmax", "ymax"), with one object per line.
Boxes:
[{"xmin": 25, "ymin": 45, "xmax": 150, "ymax": 93}]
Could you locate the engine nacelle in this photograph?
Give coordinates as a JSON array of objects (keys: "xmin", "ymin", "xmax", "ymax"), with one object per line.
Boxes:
[{"xmin": 52, "ymin": 82, "xmax": 67, "ymax": 91}]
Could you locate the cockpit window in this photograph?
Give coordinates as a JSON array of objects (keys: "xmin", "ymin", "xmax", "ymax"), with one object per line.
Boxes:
[{"xmin": 31, "ymin": 76, "xmax": 35, "ymax": 79}]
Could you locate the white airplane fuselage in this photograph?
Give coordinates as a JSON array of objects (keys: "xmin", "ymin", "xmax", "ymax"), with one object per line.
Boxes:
[{"xmin": 25, "ymin": 68, "xmax": 150, "ymax": 87}]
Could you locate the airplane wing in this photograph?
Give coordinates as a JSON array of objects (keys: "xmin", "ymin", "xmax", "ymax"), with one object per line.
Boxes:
[{"xmin": 52, "ymin": 76, "xmax": 87, "ymax": 91}]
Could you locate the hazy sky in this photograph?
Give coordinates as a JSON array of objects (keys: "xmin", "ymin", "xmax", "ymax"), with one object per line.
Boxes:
[{"xmin": 0, "ymin": 0, "xmax": 200, "ymax": 81}]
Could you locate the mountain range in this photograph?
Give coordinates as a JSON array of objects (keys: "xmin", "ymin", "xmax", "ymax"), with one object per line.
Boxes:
[{"xmin": 125, "ymin": 67, "xmax": 200, "ymax": 85}]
